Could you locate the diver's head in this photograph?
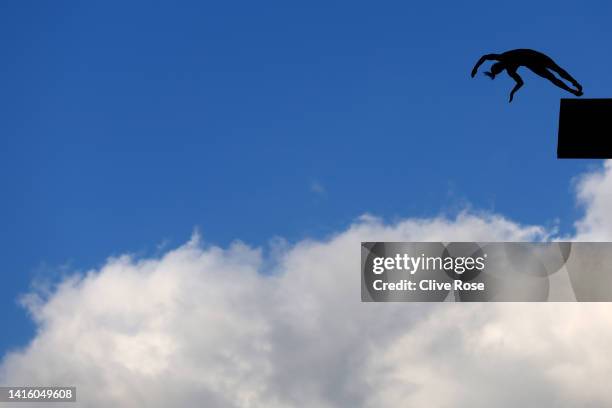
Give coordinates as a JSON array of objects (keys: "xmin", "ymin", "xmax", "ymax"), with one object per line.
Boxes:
[{"xmin": 484, "ymin": 62, "xmax": 504, "ymax": 79}]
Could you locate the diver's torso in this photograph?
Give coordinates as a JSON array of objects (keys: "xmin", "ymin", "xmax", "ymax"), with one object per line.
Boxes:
[{"xmin": 500, "ymin": 49, "xmax": 554, "ymax": 66}]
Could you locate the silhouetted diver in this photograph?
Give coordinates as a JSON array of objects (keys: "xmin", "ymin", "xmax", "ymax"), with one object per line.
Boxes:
[{"xmin": 471, "ymin": 49, "xmax": 583, "ymax": 102}]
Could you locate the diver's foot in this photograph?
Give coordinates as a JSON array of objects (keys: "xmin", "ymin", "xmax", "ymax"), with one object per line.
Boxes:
[{"xmin": 573, "ymin": 89, "xmax": 583, "ymax": 97}]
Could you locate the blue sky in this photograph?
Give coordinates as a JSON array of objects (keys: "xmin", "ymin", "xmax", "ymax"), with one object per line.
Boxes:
[{"xmin": 1, "ymin": 1, "xmax": 610, "ymax": 353}]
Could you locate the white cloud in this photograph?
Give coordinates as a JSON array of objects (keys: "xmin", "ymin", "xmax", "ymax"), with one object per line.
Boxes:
[
  {"xmin": 574, "ymin": 160, "xmax": 612, "ymax": 240},
  {"xmin": 1, "ymin": 162, "xmax": 612, "ymax": 407}
]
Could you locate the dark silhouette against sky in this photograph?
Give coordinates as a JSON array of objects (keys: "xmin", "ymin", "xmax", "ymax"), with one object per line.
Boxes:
[
  {"xmin": 471, "ymin": 49, "xmax": 583, "ymax": 102},
  {"xmin": 557, "ymin": 98, "xmax": 612, "ymax": 159}
]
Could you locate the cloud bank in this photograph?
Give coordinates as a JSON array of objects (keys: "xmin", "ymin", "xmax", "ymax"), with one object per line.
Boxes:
[
  {"xmin": 574, "ymin": 160, "xmax": 612, "ymax": 240},
  {"xmin": 1, "ymin": 161, "xmax": 612, "ymax": 407}
]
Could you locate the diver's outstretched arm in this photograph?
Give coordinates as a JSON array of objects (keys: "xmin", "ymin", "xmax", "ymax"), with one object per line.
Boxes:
[
  {"xmin": 507, "ymin": 70, "xmax": 524, "ymax": 103},
  {"xmin": 471, "ymin": 54, "xmax": 500, "ymax": 78}
]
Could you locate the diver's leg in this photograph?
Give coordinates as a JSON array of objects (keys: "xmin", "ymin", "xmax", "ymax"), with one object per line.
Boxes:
[
  {"xmin": 549, "ymin": 63, "xmax": 582, "ymax": 91},
  {"xmin": 531, "ymin": 67, "xmax": 582, "ymax": 96}
]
